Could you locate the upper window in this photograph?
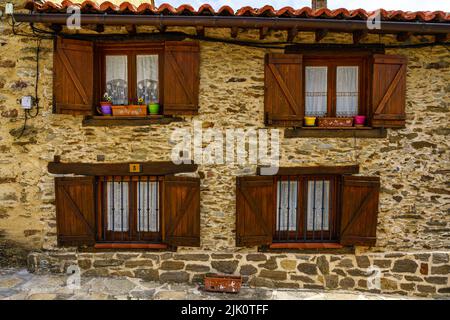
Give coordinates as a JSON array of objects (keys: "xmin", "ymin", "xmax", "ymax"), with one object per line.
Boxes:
[
  {"xmin": 264, "ymin": 52, "xmax": 407, "ymax": 130},
  {"xmin": 99, "ymin": 46, "xmax": 163, "ymax": 105}
]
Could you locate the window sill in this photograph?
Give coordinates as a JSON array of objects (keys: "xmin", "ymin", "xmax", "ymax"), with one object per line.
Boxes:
[
  {"xmin": 82, "ymin": 115, "xmax": 184, "ymax": 127},
  {"xmin": 94, "ymin": 243, "xmax": 168, "ymax": 249},
  {"xmin": 269, "ymin": 242, "xmax": 344, "ymax": 249},
  {"xmin": 284, "ymin": 127, "xmax": 387, "ymax": 138}
]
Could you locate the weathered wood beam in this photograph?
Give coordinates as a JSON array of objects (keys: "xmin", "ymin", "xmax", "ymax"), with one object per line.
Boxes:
[
  {"xmin": 48, "ymin": 160, "xmax": 198, "ymax": 176},
  {"xmin": 230, "ymin": 26, "xmax": 239, "ymax": 38},
  {"xmin": 315, "ymin": 29, "xmax": 328, "ymax": 42},
  {"xmin": 287, "ymin": 27, "xmax": 298, "ymax": 42},
  {"xmin": 157, "ymin": 25, "xmax": 167, "ymax": 33},
  {"xmin": 259, "ymin": 26, "xmax": 269, "ymax": 40},
  {"xmin": 257, "ymin": 165, "xmax": 360, "ymax": 176},
  {"xmin": 196, "ymin": 26, "xmax": 205, "ymax": 37},
  {"xmin": 125, "ymin": 24, "xmax": 136, "ymax": 34},
  {"xmin": 352, "ymin": 30, "xmax": 368, "ymax": 44},
  {"xmin": 396, "ymin": 32, "xmax": 412, "ymax": 42}
]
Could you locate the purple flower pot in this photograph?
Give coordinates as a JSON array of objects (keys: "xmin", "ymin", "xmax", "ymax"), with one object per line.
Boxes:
[{"xmin": 98, "ymin": 103, "xmax": 112, "ymax": 116}]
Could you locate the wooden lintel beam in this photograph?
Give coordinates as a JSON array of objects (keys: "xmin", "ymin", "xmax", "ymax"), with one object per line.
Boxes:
[
  {"xmin": 315, "ymin": 29, "xmax": 328, "ymax": 42},
  {"xmin": 196, "ymin": 26, "xmax": 205, "ymax": 37},
  {"xmin": 352, "ymin": 30, "xmax": 368, "ymax": 44},
  {"xmin": 287, "ymin": 27, "xmax": 298, "ymax": 42},
  {"xmin": 230, "ymin": 26, "xmax": 239, "ymax": 38},
  {"xmin": 48, "ymin": 160, "xmax": 198, "ymax": 176},
  {"xmin": 259, "ymin": 26, "xmax": 269, "ymax": 40},
  {"xmin": 125, "ymin": 24, "xmax": 136, "ymax": 34},
  {"xmin": 396, "ymin": 32, "xmax": 412, "ymax": 42},
  {"xmin": 257, "ymin": 165, "xmax": 360, "ymax": 176}
]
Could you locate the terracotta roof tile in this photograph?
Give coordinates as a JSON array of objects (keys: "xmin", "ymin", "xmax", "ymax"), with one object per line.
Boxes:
[{"xmin": 23, "ymin": 1, "xmax": 450, "ymax": 22}]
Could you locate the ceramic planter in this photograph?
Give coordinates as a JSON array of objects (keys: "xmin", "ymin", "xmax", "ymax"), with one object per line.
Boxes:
[
  {"xmin": 204, "ymin": 274, "xmax": 242, "ymax": 293},
  {"xmin": 354, "ymin": 115, "xmax": 367, "ymax": 126},
  {"xmin": 148, "ymin": 103, "xmax": 160, "ymax": 115},
  {"xmin": 318, "ymin": 117, "xmax": 354, "ymax": 127},
  {"xmin": 111, "ymin": 105, "xmax": 147, "ymax": 117},
  {"xmin": 98, "ymin": 102, "xmax": 112, "ymax": 115},
  {"xmin": 304, "ymin": 116, "xmax": 317, "ymax": 127}
]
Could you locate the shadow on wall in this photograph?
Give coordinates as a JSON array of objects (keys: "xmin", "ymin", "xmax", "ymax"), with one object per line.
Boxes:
[{"xmin": 0, "ymin": 236, "xmax": 31, "ymax": 267}]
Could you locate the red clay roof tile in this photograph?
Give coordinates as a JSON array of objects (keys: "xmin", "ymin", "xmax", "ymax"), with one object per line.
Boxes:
[{"xmin": 23, "ymin": 1, "xmax": 450, "ymax": 22}]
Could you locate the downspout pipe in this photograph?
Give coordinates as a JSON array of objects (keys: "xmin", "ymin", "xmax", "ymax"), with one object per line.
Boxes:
[{"xmin": 13, "ymin": 13, "xmax": 450, "ymax": 34}]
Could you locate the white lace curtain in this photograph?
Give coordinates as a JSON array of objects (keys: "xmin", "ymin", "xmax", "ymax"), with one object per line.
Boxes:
[
  {"xmin": 105, "ymin": 55, "xmax": 128, "ymax": 105},
  {"xmin": 276, "ymin": 180, "xmax": 298, "ymax": 231},
  {"xmin": 336, "ymin": 66, "xmax": 359, "ymax": 117},
  {"xmin": 305, "ymin": 66, "xmax": 328, "ymax": 117},
  {"xmin": 107, "ymin": 182, "xmax": 129, "ymax": 232},
  {"xmin": 306, "ymin": 180, "xmax": 330, "ymax": 231},
  {"xmin": 136, "ymin": 55, "xmax": 159, "ymax": 104},
  {"xmin": 137, "ymin": 181, "xmax": 159, "ymax": 232}
]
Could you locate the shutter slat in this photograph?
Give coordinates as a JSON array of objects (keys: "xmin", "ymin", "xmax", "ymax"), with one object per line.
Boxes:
[
  {"xmin": 163, "ymin": 41, "xmax": 200, "ymax": 115},
  {"xmin": 371, "ymin": 54, "xmax": 407, "ymax": 128},
  {"xmin": 53, "ymin": 37, "xmax": 94, "ymax": 115},
  {"xmin": 55, "ymin": 177, "xmax": 96, "ymax": 246},
  {"xmin": 340, "ymin": 176, "xmax": 380, "ymax": 247},
  {"xmin": 236, "ymin": 176, "xmax": 274, "ymax": 247},
  {"xmin": 163, "ymin": 176, "xmax": 200, "ymax": 247},
  {"xmin": 264, "ymin": 53, "xmax": 303, "ymax": 127}
]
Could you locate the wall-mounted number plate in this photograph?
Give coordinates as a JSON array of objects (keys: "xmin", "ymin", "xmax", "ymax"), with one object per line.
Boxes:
[{"xmin": 129, "ymin": 164, "xmax": 142, "ymax": 173}]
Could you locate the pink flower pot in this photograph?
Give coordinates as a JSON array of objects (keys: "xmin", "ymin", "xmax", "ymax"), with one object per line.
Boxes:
[{"xmin": 354, "ymin": 115, "xmax": 366, "ymax": 126}]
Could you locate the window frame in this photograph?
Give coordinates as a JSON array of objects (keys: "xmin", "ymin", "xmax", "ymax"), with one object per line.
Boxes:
[
  {"xmin": 95, "ymin": 175, "xmax": 163, "ymax": 244},
  {"xmin": 273, "ymin": 174, "xmax": 341, "ymax": 244},
  {"xmin": 303, "ymin": 55, "xmax": 368, "ymax": 118},
  {"xmin": 96, "ymin": 42, "xmax": 165, "ymax": 108}
]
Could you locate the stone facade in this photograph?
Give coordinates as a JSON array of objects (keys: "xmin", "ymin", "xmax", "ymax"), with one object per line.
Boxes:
[{"xmin": 0, "ymin": 4, "xmax": 449, "ymax": 296}]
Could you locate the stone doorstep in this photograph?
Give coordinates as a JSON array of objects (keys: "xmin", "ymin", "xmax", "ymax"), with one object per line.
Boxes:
[{"xmin": 24, "ymin": 251, "xmax": 450, "ymax": 298}]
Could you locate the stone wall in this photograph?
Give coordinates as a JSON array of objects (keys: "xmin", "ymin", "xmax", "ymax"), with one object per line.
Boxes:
[
  {"xmin": 27, "ymin": 250, "xmax": 450, "ymax": 297},
  {"xmin": 0, "ymin": 17, "xmax": 449, "ymax": 294}
]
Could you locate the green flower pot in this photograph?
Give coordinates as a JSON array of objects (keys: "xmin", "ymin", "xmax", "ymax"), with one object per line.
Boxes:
[{"xmin": 148, "ymin": 103, "xmax": 160, "ymax": 115}]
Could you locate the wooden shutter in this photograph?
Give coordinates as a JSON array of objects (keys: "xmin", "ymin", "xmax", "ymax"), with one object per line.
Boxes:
[
  {"xmin": 163, "ymin": 176, "xmax": 200, "ymax": 246},
  {"xmin": 371, "ymin": 54, "xmax": 407, "ymax": 128},
  {"xmin": 163, "ymin": 41, "xmax": 200, "ymax": 115},
  {"xmin": 236, "ymin": 176, "xmax": 275, "ymax": 246},
  {"xmin": 340, "ymin": 176, "xmax": 380, "ymax": 246},
  {"xmin": 53, "ymin": 37, "xmax": 94, "ymax": 115},
  {"xmin": 264, "ymin": 53, "xmax": 303, "ymax": 127},
  {"xmin": 55, "ymin": 177, "xmax": 96, "ymax": 246}
]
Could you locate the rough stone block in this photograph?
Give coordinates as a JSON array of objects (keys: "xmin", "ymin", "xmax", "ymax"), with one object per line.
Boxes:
[{"xmin": 392, "ymin": 259, "xmax": 418, "ymax": 273}]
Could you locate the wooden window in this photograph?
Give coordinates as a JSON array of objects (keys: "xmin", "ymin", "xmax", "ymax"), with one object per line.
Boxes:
[
  {"xmin": 274, "ymin": 175, "xmax": 339, "ymax": 243},
  {"xmin": 303, "ymin": 56, "xmax": 365, "ymax": 118},
  {"xmin": 264, "ymin": 52, "xmax": 407, "ymax": 129},
  {"xmin": 96, "ymin": 176, "xmax": 162, "ymax": 243},
  {"xmin": 54, "ymin": 168, "xmax": 200, "ymax": 248},
  {"xmin": 98, "ymin": 43, "xmax": 164, "ymax": 106},
  {"xmin": 236, "ymin": 167, "xmax": 380, "ymax": 249},
  {"xmin": 53, "ymin": 37, "xmax": 200, "ymax": 118}
]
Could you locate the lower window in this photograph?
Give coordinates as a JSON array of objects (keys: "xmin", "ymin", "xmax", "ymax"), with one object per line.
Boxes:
[
  {"xmin": 97, "ymin": 176, "xmax": 162, "ymax": 243},
  {"xmin": 275, "ymin": 176, "xmax": 338, "ymax": 243}
]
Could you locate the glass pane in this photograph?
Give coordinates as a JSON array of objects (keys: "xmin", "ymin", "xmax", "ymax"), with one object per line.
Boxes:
[
  {"xmin": 105, "ymin": 55, "xmax": 128, "ymax": 105},
  {"xmin": 136, "ymin": 55, "xmax": 159, "ymax": 104},
  {"xmin": 305, "ymin": 66, "xmax": 328, "ymax": 117},
  {"xmin": 107, "ymin": 181, "xmax": 129, "ymax": 232},
  {"xmin": 336, "ymin": 66, "xmax": 359, "ymax": 117},
  {"xmin": 137, "ymin": 181, "xmax": 159, "ymax": 232},
  {"xmin": 276, "ymin": 180, "xmax": 298, "ymax": 231},
  {"xmin": 307, "ymin": 180, "xmax": 330, "ymax": 231}
]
